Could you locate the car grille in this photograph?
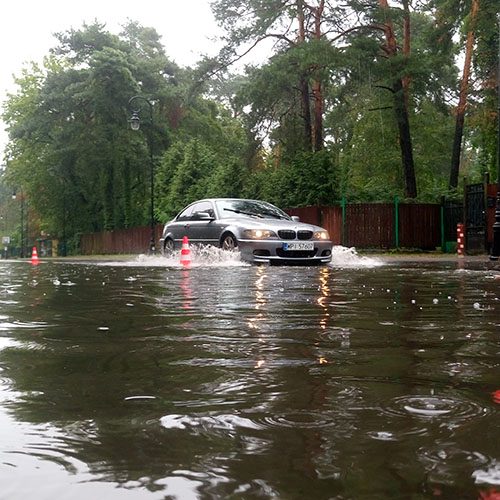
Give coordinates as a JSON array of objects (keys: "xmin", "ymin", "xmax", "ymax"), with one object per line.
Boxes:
[
  {"xmin": 277, "ymin": 230, "xmax": 314, "ymax": 240},
  {"xmin": 297, "ymin": 230, "xmax": 313, "ymax": 240},
  {"xmin": 278, "ymin": 230, "xmax": 296, "ymax": 239},
  {"xmin": 276, "ymin": 249, "xmax": 317, "ymax": 258}
]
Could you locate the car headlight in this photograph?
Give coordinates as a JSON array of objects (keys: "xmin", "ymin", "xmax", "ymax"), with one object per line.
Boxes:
[
  {"xmin": 313, "ymin": 231, "xmax": 330, "ymax": 240},
  {"xmin": 243, "ymin": 229, "xmax": 277, "ymax": 239}
]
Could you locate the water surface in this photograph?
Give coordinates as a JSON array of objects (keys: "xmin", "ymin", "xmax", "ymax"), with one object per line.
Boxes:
[{"xmin": 0, "ymin": 249, "xmax": 499, "ymax": 499}]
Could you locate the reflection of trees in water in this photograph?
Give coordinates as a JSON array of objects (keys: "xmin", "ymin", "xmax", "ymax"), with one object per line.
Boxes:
[
  {"xmin": 1, "ymin": 262, "xmax": 497, "ymax": 497},
  {"xmin": 0, "ymin": 264, "xmax": 228, "ymax": 490},
  {"xmin": 187, "ymin": 266, "xmax": 340, "ymax": 496}
]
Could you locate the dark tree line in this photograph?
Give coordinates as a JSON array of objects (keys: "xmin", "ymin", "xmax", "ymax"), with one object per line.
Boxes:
[{"xmin": 1, "ymin": 1, "xmax": 498, "ymax": 253}]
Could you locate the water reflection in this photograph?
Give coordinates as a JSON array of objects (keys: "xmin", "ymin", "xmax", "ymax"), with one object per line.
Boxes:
[
  {"xmin": 247, "ymin": 265, "xmax": 267, "ymax": 331},
  {"xmin": 180, "ymin": 269, "xmax": 193, "ymax": 310},
  {"xmin": 0, "ymin": 259, "xmax": 499, "ymax": 498},
  {"xmin": 317, "ymin": 267, "xmax": 330, "ymax": 331}
]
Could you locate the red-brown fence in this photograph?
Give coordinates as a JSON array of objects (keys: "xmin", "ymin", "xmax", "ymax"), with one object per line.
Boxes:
[
  {"xmin": 285, "ymin": 206, "xmax": 342, "ymax": 245},
  {"xmin": 399, "ymin": 203, "xmax": 441, "ymax": 249},
  {"xmin": 344, "ymin": 203, "xmax": 395, "ymax": 248},
  {"xmin": 289, "ymin": 202, "xmax": 441, "ymax": 250},
  {"xmin": 79, "ymin": 202, "xmax": 443, "ymax": 254},
  {"xmin": 321, "ymin": 206, "xmax": 343, "ymax": 245},
  {"xmin": 79, "ymin": 225, "xmax": 164, "ymax": 255}
]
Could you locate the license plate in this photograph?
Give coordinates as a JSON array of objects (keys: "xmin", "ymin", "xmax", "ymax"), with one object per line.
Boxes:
[{"xmin": 282, "ymin": 242, "xmax": 314, "ymax": 251}]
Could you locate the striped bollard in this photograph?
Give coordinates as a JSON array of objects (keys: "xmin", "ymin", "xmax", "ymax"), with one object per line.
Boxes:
[{"xmin": 457, "ymin": 223, "xmax": 465, "ymax": 258}]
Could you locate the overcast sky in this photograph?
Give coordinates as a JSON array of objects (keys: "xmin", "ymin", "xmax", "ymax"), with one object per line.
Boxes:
[{"xmin": 0, "ymin": 0, "xmax": 225, "ymax": 162}]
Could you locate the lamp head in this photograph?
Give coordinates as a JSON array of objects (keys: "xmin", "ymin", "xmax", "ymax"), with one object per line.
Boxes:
[{"xmin": 129, "ymin": 112, "xmax": 141, "ymax": 131}]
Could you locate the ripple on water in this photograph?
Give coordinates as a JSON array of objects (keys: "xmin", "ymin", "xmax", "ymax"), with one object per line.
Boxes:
[
  {"xmin": 0, "ymin": 320, "xmax": 49, "ymax": 332},
  {"xmin": 421, "ymin": 444, "xmax": 489, "ymax": 468},
  {"xmin": 0, "ymin": 338, "xmax": 21, "ymax": 350},
  {"xmin": 416, "ymin": 444, "xmax": 492, "ymax": 489},
  {"xmin": 380, "ymin": 394, "xmax": 489, "ymax": 422},
  {"xmin": 160, "ymin": 413, "xmax": 266, "ymax": 440},
  {"xmin": 257, "ymin": 410, "xmax": 337, "ymax": 429},
  {"xmin": 473, "ymin": 460, "xmax": 500, "ymax": 486}
]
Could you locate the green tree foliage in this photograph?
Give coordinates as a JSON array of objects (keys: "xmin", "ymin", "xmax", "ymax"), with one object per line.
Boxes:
[
  {"xmin": 431, "ymin": 0, "xmax": 499, "ymax": 184},
  {"xmin": 468, "ymin": 0, "xmax": 499, "ymax": 182},
  {"xmin": 1, "ymin": 0, "xmax": 498, "ymax": 253},
  {"xmin": 2, "ymin": 21, "xmax": 250, "ymax": 249},
  {"xmin": 3, "ymin": 24, "xmax": 152, "ymax": 242},
  {"xmin": 332, "ymin": 6, "xmax": 458, "ymax": 200},
  {"xmin": 208, "ymin": 0, "xmax": 469, "ymax": 201},
  {"xmin": 155, "ymin": 99, "xmax": 248, "ymax": 219}
]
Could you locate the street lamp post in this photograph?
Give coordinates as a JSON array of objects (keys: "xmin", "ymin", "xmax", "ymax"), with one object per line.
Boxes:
[
  {"xmin": 62, "ymin": 190, "xmax": 67, "ymax": 257},
  {"xmin": 49, "ymin": 168, "xmax": 68, "ymax": 257},
  {"xmin": 490, "ymin": 14, "xmax": 500, "ymax": 261},
  {"xmin": 128, "ymin": 95, "xmax": 156, "ymax": 254}
]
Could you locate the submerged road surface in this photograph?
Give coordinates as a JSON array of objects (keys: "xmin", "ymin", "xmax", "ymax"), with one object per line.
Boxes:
[{"xmin": 0, "ymin": 249, "xmax": 499, "ymax": 499}]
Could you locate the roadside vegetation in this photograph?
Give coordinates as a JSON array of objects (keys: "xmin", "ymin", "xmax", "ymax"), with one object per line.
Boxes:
[{"xmin": 1, "ymin": 0, "xmax": 498, "ymax": 254}]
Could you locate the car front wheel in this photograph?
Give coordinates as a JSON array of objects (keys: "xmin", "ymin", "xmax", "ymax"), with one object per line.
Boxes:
[
  {"xmin": 163, "ymin": 238, "xmax": 175, "ymax": 256},
  {"xmin": 221, "ymin": 233, "xmax": 237, "ymax": 251}
]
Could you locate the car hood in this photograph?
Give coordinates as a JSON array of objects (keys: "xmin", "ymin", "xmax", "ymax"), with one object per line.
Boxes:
[{"xmin": 222, "ymin": 216, "xmax": 326, "ymax": 232}]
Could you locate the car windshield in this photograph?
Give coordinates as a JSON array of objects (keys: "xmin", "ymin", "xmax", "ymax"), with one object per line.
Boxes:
[{"xmin": 216, "ymin": 200, "xmax": 290, "ymax": 220}]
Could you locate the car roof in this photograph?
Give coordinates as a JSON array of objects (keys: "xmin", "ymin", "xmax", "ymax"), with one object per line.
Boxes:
[{"xmin": 196, "ymin": 198, "xmax": 273, "ymax": 204}]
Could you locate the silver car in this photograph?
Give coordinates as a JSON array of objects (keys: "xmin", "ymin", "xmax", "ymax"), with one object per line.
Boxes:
[{"xmin": 160, "ymin": 198, "xmax": 332, "ymax": 265}]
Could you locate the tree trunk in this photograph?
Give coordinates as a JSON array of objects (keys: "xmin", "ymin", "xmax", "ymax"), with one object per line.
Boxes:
[
  {"xmin": 312, "ymin": 80, "xmax": 324, "ymax": 151},
  {"xmin": 311, "ymin": 0, "xmax": 325, "ymax": 151},
  {"xmin": 380, "ymin": 0, "xmax": 417, "ymax": 198},
  {"xmin": 402, "ymin": 0, "xmax": 411, "ymax": 105},
  {"xmin": 297, "ymin": 0, "xmax": 313, "ymax": 151},
  {"xmin": 300, "ymin": 77, "xmax": 313, "ymax": 151},
  {"xmin": 393, "ymin": 79, "xmax": 417, "ymax": 198},
  {"xmin": 449, "ymin": 0, "xmax": 478, "ymax": 189}
]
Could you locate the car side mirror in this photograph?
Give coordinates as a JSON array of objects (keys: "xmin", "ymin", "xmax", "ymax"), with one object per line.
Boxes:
[
  {"xmin": 291, "ymin": 215, "xmax": 300, "ymax": 222},
  {"xmin": 197, "ymin": 212, "xmax": 214, "ymax": 221}
]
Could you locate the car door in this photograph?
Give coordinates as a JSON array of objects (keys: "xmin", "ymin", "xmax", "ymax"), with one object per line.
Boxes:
[
  {"xmin": 188, "ymin": 201, "xmax": 219, "ymax": 246},
  {"xmin": 168, "ymin": 204, "xmax": 195, "ymax": 246}
]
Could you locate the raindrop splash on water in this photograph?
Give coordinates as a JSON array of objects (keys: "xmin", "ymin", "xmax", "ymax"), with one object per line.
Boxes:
[{"xmin": 474, "ymin": 461, "xmax": 500, "ymax": 486}]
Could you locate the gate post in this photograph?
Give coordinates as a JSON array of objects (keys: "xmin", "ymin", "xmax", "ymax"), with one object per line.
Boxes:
[
  {"xmin": 341, "ymin": 197, "xmax": 346, "ymax": 246},
  {"xmin": 394, "ymin": 196, "xmax": 399, "ymax": 249},
  {"xmin": 440, "ymin": 196, "xmax": 445, "ymax": 253}
]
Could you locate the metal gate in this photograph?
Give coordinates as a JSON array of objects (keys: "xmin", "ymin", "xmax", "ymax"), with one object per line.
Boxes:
[
  {"xmin": 443, "ymin": 200, "xmax": 463, "ymax": 243},
  {"xmin": 465, "ymin": 183, "xmax": 486, "ymax": 254}
]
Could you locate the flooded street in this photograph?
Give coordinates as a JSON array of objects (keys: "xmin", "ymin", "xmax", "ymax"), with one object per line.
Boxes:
[{"xmin": 1, "ymin": 249, "xmax": 500, "ymax": 499}]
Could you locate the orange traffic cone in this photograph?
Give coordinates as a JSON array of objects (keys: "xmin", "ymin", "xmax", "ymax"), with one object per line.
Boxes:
[
  {"xmin": 180, "ymin": 236, "xmax": 191, "ymax": 268},
  {"xmin": 31, "ymin": 247, "xmax": 39, "ymax": 265}
]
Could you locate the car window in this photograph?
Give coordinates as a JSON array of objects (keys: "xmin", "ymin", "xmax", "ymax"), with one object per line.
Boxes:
[
  {"xmin": 216, "ymin": 200, "xmax": 290, "ymax": 220},
  {"xmin": 176, "ymin": 205, "xmax": 195, "ymax": 221},
  {"xmin": 191, "ymin": 201, "xmax": 215, "ymax": 220}
]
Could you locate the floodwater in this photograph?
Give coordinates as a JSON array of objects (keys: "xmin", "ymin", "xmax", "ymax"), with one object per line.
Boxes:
[{"xmin": 1, "ymin": 247, "xmax": 500, "ymax": 499}]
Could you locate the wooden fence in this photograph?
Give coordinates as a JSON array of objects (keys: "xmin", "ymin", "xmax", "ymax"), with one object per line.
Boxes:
[
  {"xmin": 285, "ymin": 206, "xmax": 343, "ymax": 245},
  {"xmin": 344, "ymin": 203, "xmax": 396, "ymax": 248},
  {"xmin": 79, "ymin": 225, "xmax": 164, "ymax": 255},
  {"xmin": 287, "ymin": 202, "xmax": 441, "ymax": 250},
  {"xmin": 79, "ymin": 202, "xmax": 443, "ymax": 254},
  {"xmin": 399, "ymin": 203, "xmax": 441, "ymax": 249}
]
